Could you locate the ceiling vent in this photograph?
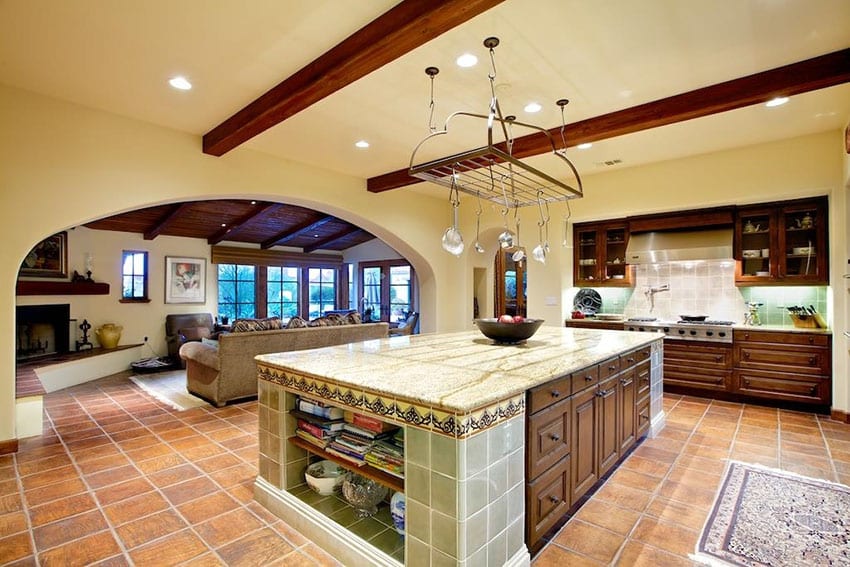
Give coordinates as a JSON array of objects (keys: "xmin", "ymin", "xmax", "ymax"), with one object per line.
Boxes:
[{"xmin": 595, "ymin": 159, "xmax": 623, "ymax": 167}]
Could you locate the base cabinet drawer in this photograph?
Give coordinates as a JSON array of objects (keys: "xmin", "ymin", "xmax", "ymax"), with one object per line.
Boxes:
[
  {"xmin": 664, "ymin": 368, "xmax": 731, "ymax": 391},
  {"xmin": 527, "ymin": 397, "xmax": 571, "ymax": 479},
  {"xmin": 527, "ymin": 455, "xmax": 571, "ymax": 550},
  {"xmin": 734, "ymin": 344, "xmax": 829, "ymax": 376},
  {"xmin": 636, "ymin": 397, "xmax": 651, "ymax": 438},
  {"xmin": 734, "ymin": 369, "xmax": 830, "ymax": 405}
]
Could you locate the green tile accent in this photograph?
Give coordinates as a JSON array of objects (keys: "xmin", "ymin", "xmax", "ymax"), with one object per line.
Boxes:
[
  {"xmin": 369, "ymin": 528, "xmax": 404, "ymax": 556},
  {"xmin": 390, "ymin": 545, "xmax": 405, "ymax": 564},
  {"xmin": 407, "ymin": 426, "xmax": 430, "ymax": 467},
  {"xmin": 431, "ymin": 471, "xmax": 458, "ymax": 518},
  {"xmin": 407, "ymin": 464, "xmax": 431, "ymax": 505},
  {"xmin": 487, "ymin": 458, "xmax": 507, "ymax": 501},
  {"xmin": 459, "ymin": 470, "xmax": 488, "ymax": 520},
  {"xmin": 431, "ymin": 509, "xmax": 458, "ymax": 558},
  {"xmin": 487, "ymin": 529, "xmax": 507, "ymax": 567},
  {"xmin": 431, "ymin": 431, "xmax": 458, "ymax": 478},
  {"xmin": 432, "ymin": 548, "xmax": 458, "ymax": 567},
  {"xmin": 507, "ymin": 448, "xmax": 523, "ymax": 488},
  {"xmin": 460, "ymin": 508, "xmax": 488, "ymax": 559},
  {"xmin": 348, "ymin": 517, "xmax": 387, "ymax": 540},
  {"xmin": 464, "ymin": 431, "xmax": 488, "ymax": 477},
  {"xmin": 293, "ymin": 487, "xmax": 326, "ymax": 506},
  {"xmin": 268, "ymin": 409, "xmax": 280, "ymax": 437},
  {"xmin": 407, "ymin": 536, "xmax": 430, "ymax": 567},
  {"xmin": 328, "ymin": 504, "xmax": 360, "ymax": 528},
  {"xmin": 740, "ymin": 286, "xmax": 828, "ymax": 326},
  {"xmin": 314, "ymin": 495, "xmax": 350, "ymax": 516},
  {"xmin": 407, "ymin": 499, "xmax": 430, "ymax": 543},
  {"xmin": 507, "ymin": 517, "xmax": 524, "ymax": 559},
  {"xmin": 488, "ymin": 494, "xmax": 507, "ymax": 539}
]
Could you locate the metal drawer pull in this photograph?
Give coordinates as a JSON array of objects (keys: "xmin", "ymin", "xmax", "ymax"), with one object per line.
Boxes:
[
  {"xmin": 548, "ymin": 496, "xmax": 560, "ymax": 504},
  {"xmin": 743, "ymin": 352, "xmax": 750, "ymax": 359},
  {"xmin": 640, "ymin": 413, "xmax": 649, "ymax": 421},
  {"xmin": 627, "ymin": 357, "xmax": 635, "ymax": 363},
  {"xmin": 809, "ymin": 357, "xmax": 816, "ymax": 365},
  {"xmin": 585, "ymin": 375, "xmax": 594, "ymax": 381},
  {"xmin": 808, "ymin": 337, "xmax": 814, "ymax": 344},
  {"xmin": 810, "ymin": 386, "xmax": 817, "ymax": 395},
  {"xmin": 608, "ymin": 365, "xmax": 617, "ymax": 371},
  {"xmin": 550, "ymin": 390, "xmax": 561, "ymax": 398},
  {"xmin": 550, "ymin": 434, "xmax": 560, "ymax": 442},
  {"xmin": 715, "ymin": 356, "xmax": 722, "ymax": 362}
]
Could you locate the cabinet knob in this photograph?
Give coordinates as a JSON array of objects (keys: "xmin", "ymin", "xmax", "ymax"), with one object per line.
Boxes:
[
  {"xmin": 809, "ymin": 356, "xmax": 816, "ymax": 365},
  {"xmin": 743, "ymin": 352, "xmax": 750, "ymax": 359},
  {"xmin": 550, "ymin": 390, "xmax": 561, "ymax": 398},
  {"xmin": 627, "ymin": 357, "xmax": 635, "ymax": 363},
  {"xmin": 810, "ymin": 386, "xmax": 817, "ymax": 395},
  {"xmin": 585, "ymin": 375, "xmax": 594, "ymax": 381},
  {"xmin": 744, "ymin": 333, "xmax": 750, "ymax": 340},
  {"xmin": 548, "ymin": 495, "xmax": 560, "ymax": 504},
  {"xmin": 640, "ymin": 413, "xmax": 649, "ymax": 422},
  {"xmin": 550, "ymin": 434, "xmax": 560, "ymax": 442},
  {"xmin": 808, "ymin": 336, "xmax": 814, "ymax": 344},
  {"xmin": 715, "ymin": 356, "xmax": 722, "ymax": 363},
  {"xmin": 609, "ymin": 365, "xmax": 617, "ymax": 371}
]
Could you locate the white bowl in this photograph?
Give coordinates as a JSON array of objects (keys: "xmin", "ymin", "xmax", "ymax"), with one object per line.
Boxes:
[
  {"xmin": 792, "ymin": 246, "xmax": 814, "ymax": 255},
  {"xmin": 742, "ymin": 250, "xmax": 761, "ymax": 258},
  {"xmin": 755, "ymin": 271, "xmax": 769, "ymax": 276},
  {"xmin": 305, "ymin": 460, "xmax": 344, "ymax": 495}
]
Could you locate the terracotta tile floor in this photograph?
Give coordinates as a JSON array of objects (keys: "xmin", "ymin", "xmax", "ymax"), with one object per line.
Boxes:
[{"xmin": 2, "ymin": 374, "xmax": 850, "ymax": 566}]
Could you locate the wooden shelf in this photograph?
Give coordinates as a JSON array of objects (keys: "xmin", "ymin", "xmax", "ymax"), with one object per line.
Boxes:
[
  {"xmin": 17, "ymin": 281, "xmax": 110, "ymax": 296},
  {"xmin": 289, "ymin": 436, "xmax": 404, "ymax": 493}
]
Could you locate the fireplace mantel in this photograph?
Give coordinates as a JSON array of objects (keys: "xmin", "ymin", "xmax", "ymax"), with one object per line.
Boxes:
[{"xmin": 16, "ymin": 281, "xmax": 110, "ymax": 296}]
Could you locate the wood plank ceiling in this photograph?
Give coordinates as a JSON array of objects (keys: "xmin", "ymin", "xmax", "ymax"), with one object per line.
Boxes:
[{"xmin": 84, "ymin": 200, "xmax": 375, "ymax": 253}]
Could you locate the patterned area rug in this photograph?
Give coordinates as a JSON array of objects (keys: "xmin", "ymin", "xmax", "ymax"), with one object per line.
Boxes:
[
  {"xmin": 695, "ymin": 461, "xmax": 850, "ymax": 566},
  {"xmin": 129, "ymin": 369, "xmax": 210, "ymax": 411}
]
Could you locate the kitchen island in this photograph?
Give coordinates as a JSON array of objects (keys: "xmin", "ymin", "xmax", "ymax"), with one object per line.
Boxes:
[{"xmin": 254, "ymin": 327, "xmax": 664, "ymax": 566}]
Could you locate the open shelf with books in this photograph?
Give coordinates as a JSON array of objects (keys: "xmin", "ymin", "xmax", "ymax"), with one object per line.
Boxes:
[{"xmin": 289, "ymin": 436, "xmax": 404, "ymax": 493}]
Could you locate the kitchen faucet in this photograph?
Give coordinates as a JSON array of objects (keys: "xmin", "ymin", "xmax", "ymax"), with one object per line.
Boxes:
[{"xmin": 645, "ymin": 283, "xmax": 669, "ymax": 313}]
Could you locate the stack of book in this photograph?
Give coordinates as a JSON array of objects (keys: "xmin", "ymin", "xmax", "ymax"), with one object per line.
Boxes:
[
  {"xmin": 365, "ymin": 430, "xmax": 404, "ymax": 478},
  {"xmin": 325, "ymin": 411, "xmax": 400, "ymax": 468},
  {"xmin": 292, "ymin": 396, "xmax": 344, "ymax": 450}
]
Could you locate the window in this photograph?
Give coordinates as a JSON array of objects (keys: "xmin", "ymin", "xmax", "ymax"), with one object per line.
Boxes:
[
  {"xmin": 308, "ymin": 268, "xmax": 336, "ymax": 319},
  {"xmin": 359, "ymin": 261, "xmax": 415, "ymax": 323},
  {"xmin": 267, "ymin": 266, "xmax": 299, "ymax": 320},
  {"xmin": 217, "ymin": 264, "xmax": 256, "ymax": 321},
  {"xmin": 121, "ymin": 250, "xmax": 148, "ymax": 301}
]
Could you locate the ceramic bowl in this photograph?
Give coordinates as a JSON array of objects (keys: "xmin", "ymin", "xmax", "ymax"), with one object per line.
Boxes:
[
  {"xmin": 742, "ymin": 250, "xmax": 761, "ymax": 259},
  {"xmin": 474, "ymin": 318, "xmax": 544, "ymax": 344},
  {"xmin": 304, "ymin": 460, "xmax": 344, "ymax": 496},
  {"xmin": 792, "ymin": 246, "xmax": 814, "ymax": 255}
]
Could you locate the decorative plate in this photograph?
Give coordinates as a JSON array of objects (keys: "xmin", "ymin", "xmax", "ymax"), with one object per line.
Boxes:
[{"xmin": 573, "ymin": 289, "xmax": 602, "ymax": 315}]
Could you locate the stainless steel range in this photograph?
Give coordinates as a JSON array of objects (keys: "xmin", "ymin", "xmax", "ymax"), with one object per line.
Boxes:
[{"xmin": 623, "ymin": 318, "xmax": 734, "ymax": 343}]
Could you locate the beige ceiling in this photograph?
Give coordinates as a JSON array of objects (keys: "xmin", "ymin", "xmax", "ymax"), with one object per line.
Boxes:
[{"xmin": 1, "ymin": 0, "xmax": 849, "ymax": 184}]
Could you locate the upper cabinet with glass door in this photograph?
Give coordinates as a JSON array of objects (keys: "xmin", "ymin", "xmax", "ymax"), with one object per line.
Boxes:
[
  {"xmin": 735, "ymin": 196, "xmax": 828, "ymax": 286},
  {"xmin": 573, "ymin": 221, "xmax": 633, "ymax": 287}
]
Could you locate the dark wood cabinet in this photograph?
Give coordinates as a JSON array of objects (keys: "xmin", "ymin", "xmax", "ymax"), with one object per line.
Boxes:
[
  {"xmin": 733, "ymin": 329, "xmax": 831, "ymax": 406},
  {"xmin": 597, "ymin": 375, "xmax": 620, "ymax": 478},
  {"xmin": 735, "ymin": 197, "xmax": 828, "ymax": 285},
  {"xmin": 527, "ymin": 398, "xmax": 571, "ymax": 480},
  {"xmin": 574, "ymin": 222, "xmax": 633, "ymax": 287},
  {"xmin": 663, "ymin": 342, "xmax": 732, "ymax": 392},
  {"xmin": 527, "ymin": 455, "xmax": 570, "ymax": 546},
  {"xmin": 569, "ymin": 384, "xmax": 597, "ymax": 503},
  {"xmin": 617, "ymin": 367, "xmax": 637, "ymax": 455}
]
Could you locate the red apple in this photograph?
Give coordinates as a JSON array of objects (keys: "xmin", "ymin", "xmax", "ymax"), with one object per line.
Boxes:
[
  {"xmin": 498, "ymin": 314, "xmax": 515, "ymax": 323},
  {"xmin": 513, "ymin": 315, "xmax": 525, "ymax": 323}
]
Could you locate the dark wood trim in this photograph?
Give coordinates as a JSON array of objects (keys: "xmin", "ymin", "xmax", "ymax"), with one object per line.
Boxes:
[
  {"xmin": 368, "ymin": 48, "xmax": 850, "ymax": 193},
  {"xmin": 119, "ymin": 298, "xmax": 151, "ymax": 304},
  {"xmin": 211, "ymin": 245, "xmax": 342, "ymax": 268},
  {"xmin": 203, "ymin": 0, "xmax": 505, "ymax": 156},
  {"xmin": 831, "ymin": 409, "xmax": 850, "ymax": 424},
  {"xmin": 16, "ymin": 281, "xmax": 110, "ymax": 296},
  {"xmin": 144, "ymin": 203, "xmax": 193, "ymax": 240},
  {"xmin": 207, "ymin": 203, "xmax": 283, "ymax": 245},
  {"xmin": 0, "ymin": 439, "xmax": 18, "ymax": 455},
  {"xmin": 261, "ymin": 215, "xmax": 335, "ymax": 249},
  {"xmin": 627, "ymin": 207, "xmax": 735, "ymax": 233}
]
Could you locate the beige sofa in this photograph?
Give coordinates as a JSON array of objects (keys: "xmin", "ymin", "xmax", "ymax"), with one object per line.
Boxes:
[{"xmin": 179, "ymin": 322, "xmax": 388, "ymax": 406}]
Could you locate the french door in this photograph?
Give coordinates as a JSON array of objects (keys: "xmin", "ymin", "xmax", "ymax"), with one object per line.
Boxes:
[{"xmin": 359, "ymin": 261, "xmax": 415, "ymax": 323}]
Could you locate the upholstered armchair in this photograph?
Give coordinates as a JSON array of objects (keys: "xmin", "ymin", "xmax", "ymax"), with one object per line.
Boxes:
[
  {"xmin": 165, "ymin": 313, "xmax": 215, "ymax": 368},
  {"xmin": 389, "ymin": 312, "xmax": 419, "ymax": 336}
]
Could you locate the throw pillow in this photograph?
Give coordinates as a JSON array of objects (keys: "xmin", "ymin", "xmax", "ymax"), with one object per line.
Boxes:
[
  {"xmin": 201, "ymin": 337, "xmax": 219, "ymax": 349},
  {"xmin": 345, "ymin": 311, "xmax": 362, "ymax": 325},
  {"xmin": 231, "ymin": 317, "xmax": 283, "ymax": 333},
  {"xmin": 286, "ymin": 316, "xmax": 307, "ymax": 329},
  {"xmin": 324, "ymin": 313, "xmax": 346, "ymax": 326},
  {"xmin": 179, "ymin": 326, "xmax": 211, "ymax": 341},
  {"xmin": 308, "ymin": 316, "xmax": 333, "ymax": 327}
]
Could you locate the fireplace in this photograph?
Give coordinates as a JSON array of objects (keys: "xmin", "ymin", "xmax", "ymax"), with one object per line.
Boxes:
[{"xmin": 16, "ymin": 304, "xmax": 71, "ymax": 362}]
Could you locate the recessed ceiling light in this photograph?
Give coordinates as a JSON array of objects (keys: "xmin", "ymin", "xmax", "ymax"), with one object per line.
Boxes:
[
  {"xmin": 765, "ymin": 96, "xmax": 789, "ymax": 107},
  {"xmin": 250, "ymin": 200, "xmax": 257, "ymax": 205},
  {"xmin": 524, "ymin": 102, "xmax": 542, "ymax": 113},
  {"xmin": 355, "ymin": 140, "xmax": 370, "ymax": 149},
  {"xmin": 168, "ymin": 76, "xmax": 192, "ymax": 91},
  {"xmin": 313, "ymin": 234, "xmax": 320, "ymax": 238},
  {"xmin": 220, "ymin": 223, "xmax": 226, "ymax": 227},
  {"xmin": 577, "ymin": 143, "xmax": 593, "ymax": 150},
  {"xmin": 456, "ymin": 53, "xmax": 478, "ymax": 68}
]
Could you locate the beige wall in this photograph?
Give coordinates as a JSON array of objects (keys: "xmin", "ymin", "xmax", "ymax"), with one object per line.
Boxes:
[{"xmin": 1, "ymin": 83, "xmax": 847, "ymax": 443}]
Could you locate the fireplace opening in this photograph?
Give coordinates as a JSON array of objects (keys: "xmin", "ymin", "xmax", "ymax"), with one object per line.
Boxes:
[{"xmin": 16, "ymin": 304, "xmax": 71, "ymax": 362}]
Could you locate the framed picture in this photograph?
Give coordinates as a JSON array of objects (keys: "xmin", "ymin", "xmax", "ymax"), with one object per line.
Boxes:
[
  {"xmin": 20, "ymin": 231, "xmax": 68, "ymax": 278},
  {"xmin": 165, "ymin": 256, "xmax": 206, "ymax": 304}
]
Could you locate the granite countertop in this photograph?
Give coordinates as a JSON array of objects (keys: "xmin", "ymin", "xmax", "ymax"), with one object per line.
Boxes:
[
  {"xmin": 733, "ymin": 324, "xmax": 832, "ymax": 334},
  {"xmin": 256, "ymin": 327, "xmax": 659, "ymax": 414}
]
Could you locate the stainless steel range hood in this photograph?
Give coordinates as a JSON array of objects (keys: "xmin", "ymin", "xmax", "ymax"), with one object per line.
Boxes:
[{"xmin": 625, "ymin": 228, "xmax": 733, "ymax": 264}]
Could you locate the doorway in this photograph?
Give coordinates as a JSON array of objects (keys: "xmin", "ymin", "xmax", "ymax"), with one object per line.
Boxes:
[{"xmin": 359, "ymin": 261, "xmax": 415, "ymax": 323}]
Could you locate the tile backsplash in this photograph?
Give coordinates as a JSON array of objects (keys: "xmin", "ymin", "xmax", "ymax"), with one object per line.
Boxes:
[{"xmin": 573, "ymin": 260, "xmax": 827, "ymax": 326}]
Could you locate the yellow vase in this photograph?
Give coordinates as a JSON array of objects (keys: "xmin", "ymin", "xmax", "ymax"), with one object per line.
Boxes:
[{"xmin": 95, "ymin": 323, "xmax": 122, "ymax": 349}]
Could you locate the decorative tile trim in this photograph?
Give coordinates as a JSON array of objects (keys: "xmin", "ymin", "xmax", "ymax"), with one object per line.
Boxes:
[{"xmin": 258, "ymin": 364, "xmax": 524, "ymax": 439}]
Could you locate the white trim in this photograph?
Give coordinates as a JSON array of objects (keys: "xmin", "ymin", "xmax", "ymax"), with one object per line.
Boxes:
[
  {"xmin": 505, "ymin": 546, "xmax": 531, "ymax": 567},
  {"xmin": 649, "ymin": 409, "xmax": 666, "ymax": 438},
  {"xmin": 254, "ymin": 477, "xmax": 401, "ymax": 567}
]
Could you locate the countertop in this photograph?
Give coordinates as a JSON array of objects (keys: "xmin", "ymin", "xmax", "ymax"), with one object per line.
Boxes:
[
  {"xmin": 256, "ymin": 327, "xmax": 660, "ymax": 414},
  {"xmin": 565, "ymin": 318, "xmax": 832, "ymax": 335}
]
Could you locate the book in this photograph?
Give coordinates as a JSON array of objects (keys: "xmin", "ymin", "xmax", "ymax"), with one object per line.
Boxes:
[
  {"xmin": 343, "ymin": 410, "xmax": 397, "ymax": 433},
  {"xmin": 290, "ymin": 409, "xmax": 344, "ymax": 430},
  {"xmin": 297, "ymin": 419, "xmax": 339, "ymax": 441},
  {"xmin": 297, "ymin": 397, "xmax": 344, "ymax": 420},
  {"xmin": 325, "ymin": 445, "xmax": 366, "ymax": 467},
  {"xmin": 341, "ymin": 423, "xmax": 394, "ymax": 440},
  {"xmin": 295, "ymin": 429, "xmax": 330, "ymax": 450}
]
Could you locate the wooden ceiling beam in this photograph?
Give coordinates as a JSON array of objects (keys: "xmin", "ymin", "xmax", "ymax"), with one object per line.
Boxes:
[
  {"xmin": 302, "ymin": 227, "xmax": 368, "ymax": 254},
  {"xmin": 261, "ymin": 215, "xmax": 336, "ymax": 249},
  {"xmin": 203, "ymin": 0, "xmax": 505, "ymax": 157},
  {"xmin": 143, "ymin": 203, "xmax": 193, "ymax": 240},
  {"xmin": 207, "ymin": 202, "xmax": 282, "ymax": 245},
  {"xmin": 367, "ymin": 48, "xmax": 850, "ymax": 193}
]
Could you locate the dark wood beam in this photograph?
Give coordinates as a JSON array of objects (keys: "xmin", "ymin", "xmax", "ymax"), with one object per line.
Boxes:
[
  {"xmin": 368, "ymin": 48, "xmax": 850, "ymax": 193},
  {"xmin": 202, "ymin": 0, "xmax": 505, "ymax": 156},
  {"xmin": 302, "ymin": 227, "xmax": 368, "ymax": 254},
  {"xmin": 261, "ymin": 215, "xmax": 335, "ymax": 249},
  {"xmin": 207, "ymin": 203, "xmax": 282, "ymax": 245},
  {"xmin": 144, "ymin": 203, "xmax": 193, "ymax": 240}
]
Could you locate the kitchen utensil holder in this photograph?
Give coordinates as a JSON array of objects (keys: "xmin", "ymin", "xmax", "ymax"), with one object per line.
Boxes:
[{"xmin": 789, "ymin": 314, "xmax": 818, "ymax": 328}]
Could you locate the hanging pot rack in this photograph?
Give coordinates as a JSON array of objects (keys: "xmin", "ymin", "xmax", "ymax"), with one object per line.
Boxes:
[{"xmin": 408, "ymin": 37, "xmax": 583, "ymax": 208}]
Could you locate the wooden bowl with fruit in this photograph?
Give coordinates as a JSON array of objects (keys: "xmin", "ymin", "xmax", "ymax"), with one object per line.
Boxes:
[{"xmin": 474, "ymin": 316, "xmax": 544, "ymax": 344}]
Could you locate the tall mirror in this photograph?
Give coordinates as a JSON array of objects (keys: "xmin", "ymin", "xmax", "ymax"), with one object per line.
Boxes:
[{"xmin": 494, "ymin": 247, "xmax": 527, "ymax": 317}]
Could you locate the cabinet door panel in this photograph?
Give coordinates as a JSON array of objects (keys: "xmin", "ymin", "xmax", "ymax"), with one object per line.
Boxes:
[
  {"xmin": 527, "ymin": 455, "xmax": 570, "ymax": 549},
  {"xmin": 618, "ymin": 369, "xmax": 637, "ymax": 454},
  {"xmin": 597, "ymin": 376, "xmax": 619, "ymax": 478},
  {"xmin": 735, "ymin": 344, "xmax": 828, "ymax": 375},
  {"xmin": 734, "ymin": 370, "xmax": 830, "ymax": 405},
  {"xmin": 635, "ymin": 361, "xmax": 651, "ymax": 401},
  {"xmin": 636, "ymin": 397, "xmax": 651, "ymax": 438},
  {"xmin": 570, "ymin": 386, "xmax": 598, "ymax": 503},
  {"xmin": 527, "ymin": 398, "xmax": 571, "ymax": 480}
]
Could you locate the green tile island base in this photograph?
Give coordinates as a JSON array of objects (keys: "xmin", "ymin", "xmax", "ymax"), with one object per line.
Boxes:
[{"xmin": 253, "ymin": 329, "xmax": 665, "ymax": 567}]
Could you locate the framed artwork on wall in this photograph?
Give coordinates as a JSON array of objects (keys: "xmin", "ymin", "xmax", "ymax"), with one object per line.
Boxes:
[
  {"xmin": 165, "ymin": 256, "xmax": 206, "ymax": 304},
  {"xmin": 20, "ymin": 231, "xmax": 68, "ymax": 278}
]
